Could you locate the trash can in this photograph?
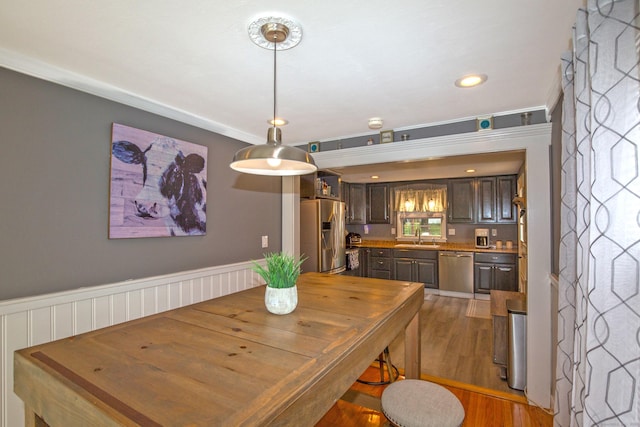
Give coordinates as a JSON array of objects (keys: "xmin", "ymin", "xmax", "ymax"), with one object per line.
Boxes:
[{"xmin": 506, "ymin": 298, "xmax": 527, "ymax": 390}]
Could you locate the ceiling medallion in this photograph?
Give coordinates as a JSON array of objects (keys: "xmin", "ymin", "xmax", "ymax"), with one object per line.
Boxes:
[{"xmin": 248, "ymin": 16, "xmax": 302, "ymax": 50}]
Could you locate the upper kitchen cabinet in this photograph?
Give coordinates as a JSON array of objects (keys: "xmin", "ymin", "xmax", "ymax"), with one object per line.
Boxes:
[
  {"xmin": 367, "ymin": 183, "xmax": 391, "ymax": 224},
  {"xmin": 300, "ymin": 170, "xmax": 341, "ymax": 200},
  {"xmin": 447, "ymin": 178, "xmax": 475, "ymax": 223},
  {"xmin": 477, "ymin": 177, "xmax": 497, "ymax": 222},
  {"xmin": 345, "ymin": 183, "xmax": 367, "ymax": 225},
  {"xmin": 449, "ymin": 175, "xmax": 517, "ymax": 224},
  {"xmin": 496, "ymin": 176, "xmax": 517, "ymax": 222},
  {"xmin": 477, "ymin": 176, "xmax": 517, "ymax": 223}
]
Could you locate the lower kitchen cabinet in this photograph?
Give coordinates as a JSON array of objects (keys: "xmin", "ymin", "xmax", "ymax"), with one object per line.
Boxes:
[
  {"xmin": 393, "ymin": 249, "xmax": 438, "ymax": 289},
  {"xmin": 343, "ymin": 247, "xmax": 368, "ymax": 277},
  {"xmin": 368, "ymin": 248, "xmax": 392, "ymax": 279},
  {"xmin": 474, "ymin": 253, "xmax": 517, "ymax": 294}
]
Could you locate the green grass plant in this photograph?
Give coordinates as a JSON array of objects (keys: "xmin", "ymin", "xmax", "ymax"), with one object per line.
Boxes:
[{"xmin": 253, "ymin": 252, "xmax": 307, "ymax": 288}]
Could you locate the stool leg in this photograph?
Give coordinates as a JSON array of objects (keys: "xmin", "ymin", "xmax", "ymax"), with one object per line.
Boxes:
[
  {"xmin": 383, "ymin": 347, "xmax": 395, "ymax": 382},
  {"xmin": 378, "ymin": 353, "xmax": 385, "ymax": 382},
  {"xmin": 357, "ymin": 347, "xmax": 397, "ymax": 385}
]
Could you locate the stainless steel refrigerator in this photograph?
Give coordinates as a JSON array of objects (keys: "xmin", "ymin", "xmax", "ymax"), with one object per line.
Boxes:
[{"xmin": 300, "ymin": 199, "xmax": 346, "ymax": 274}]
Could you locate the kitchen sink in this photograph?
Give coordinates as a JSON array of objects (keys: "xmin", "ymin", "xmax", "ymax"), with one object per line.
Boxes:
[{"xmin": 394, "ymin": 243, "xmax": 440, "ymax": 249}]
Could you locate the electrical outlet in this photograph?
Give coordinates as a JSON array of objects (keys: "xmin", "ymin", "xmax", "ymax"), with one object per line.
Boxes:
[
  {"xmin": 364, "ymin": 225, "xmax": 369, "ymax": 234},
  {"xmin": 491, "ymin": 229, "xmax": 497, "ymax": 237},
  {"xmin": 261, "ymin": 235, "xmax": 268, "ymax": 248},
  {"xmin": 391, "ymin": 227, "xmax": 396, "ymax": 235},
  {"xmin": 449, "ymin": 228, "xmax": 456, "ymax": 236}
]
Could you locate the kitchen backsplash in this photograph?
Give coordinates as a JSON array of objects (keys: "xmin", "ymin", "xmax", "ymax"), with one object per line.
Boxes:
[{"xmin": 346, "ymin": 222, "xmax": 518, "ymax": 245}]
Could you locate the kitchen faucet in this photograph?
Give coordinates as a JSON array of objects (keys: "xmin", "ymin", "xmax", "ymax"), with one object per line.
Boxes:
[{"xmin": 415, "ymin": 226, "xmax": 422, "ymax": 245}]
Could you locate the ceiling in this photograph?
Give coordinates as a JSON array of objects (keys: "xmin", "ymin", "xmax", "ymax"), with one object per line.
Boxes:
[
  {"xmin": 332, "ymin": 150, "xmax": 526, "ymax": 183},
  {"xmin": 0, "ymin": 1, "xmax": 582, "ymax": 180}
]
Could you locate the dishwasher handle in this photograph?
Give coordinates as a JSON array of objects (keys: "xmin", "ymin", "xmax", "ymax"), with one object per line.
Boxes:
[{"xmin": 439, "ymin": 252, "xmax": 474, "ymax": 258}]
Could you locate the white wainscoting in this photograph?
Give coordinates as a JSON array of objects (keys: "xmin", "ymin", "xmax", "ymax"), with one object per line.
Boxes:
[{"xmin": 0, "ymin": 260, "xmax": 263, "ymax": 427}]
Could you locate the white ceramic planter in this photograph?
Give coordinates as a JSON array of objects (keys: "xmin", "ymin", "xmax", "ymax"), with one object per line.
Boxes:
[{"xmin": 264, "ymin": 285, "xmax": 298, "ymax": 315}]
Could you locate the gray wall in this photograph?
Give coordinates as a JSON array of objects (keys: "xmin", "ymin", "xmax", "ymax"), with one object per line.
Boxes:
[{"xmin": 0, "ymin": 67, "xmax": 282, "ymax": 300}]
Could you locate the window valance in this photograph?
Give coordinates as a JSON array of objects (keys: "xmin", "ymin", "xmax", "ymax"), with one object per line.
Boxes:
[{"xmin": 394, "ymin": 184, "xmax": 446, "ymax": 212}]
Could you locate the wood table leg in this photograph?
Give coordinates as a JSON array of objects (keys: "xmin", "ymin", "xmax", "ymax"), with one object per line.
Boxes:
[
  {"xmin": 24, "ymin": 407, "xmax": 37, "ymax": 427},
  {"xmin": 404, "ymin": 312, "xmax": 421, "ymax": 379}
]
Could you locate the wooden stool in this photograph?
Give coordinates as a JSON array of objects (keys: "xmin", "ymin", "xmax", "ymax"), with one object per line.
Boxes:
[{"xmin": 381, "ymin": 380, "xmax": 465, "ymax": 427}]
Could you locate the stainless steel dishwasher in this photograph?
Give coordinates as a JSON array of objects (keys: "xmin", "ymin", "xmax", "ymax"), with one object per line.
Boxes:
[{"xmin": 438, "ymin": 251, "xmax": 474, "ymax": 295}]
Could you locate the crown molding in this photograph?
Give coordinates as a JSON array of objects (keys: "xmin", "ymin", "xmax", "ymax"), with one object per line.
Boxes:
[{"xmin": 545, "ymin": 64, "xmax": 563, "ymax": 120}]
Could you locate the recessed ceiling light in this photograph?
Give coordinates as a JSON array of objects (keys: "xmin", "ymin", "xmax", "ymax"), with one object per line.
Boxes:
[
  {"xmin": 268, "ymin": 118, "xmax": 289, "ymax": 126},
  {"xmin": 466, "ymin": 169, "xmax": 476, "ymax": 173},
  {"xmin": 455, "ymin": 74, "xmax": 488, "ymax": 88},
  {"xmin": 371, "ymin": 175, "xmax": 379, "ymax": 179}
]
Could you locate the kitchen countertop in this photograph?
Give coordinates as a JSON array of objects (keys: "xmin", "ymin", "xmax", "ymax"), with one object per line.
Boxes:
[{"xmin": 354, "ymin": 239, "xmax": 518, "ymax": 254}]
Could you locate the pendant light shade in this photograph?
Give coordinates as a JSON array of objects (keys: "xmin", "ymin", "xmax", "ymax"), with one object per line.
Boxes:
[
  {"xmin": 230, "ymin": 139, "xmax": 317, "ymax": 176},
  {"xmin": 230, "ymin": 17, "xmax": 317, "ymax": 176}
]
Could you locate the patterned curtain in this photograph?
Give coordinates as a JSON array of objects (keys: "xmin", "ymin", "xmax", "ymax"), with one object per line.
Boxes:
[
  {"xmin": 394, "ymin": 184, "xmax": 446, "ymax": 212},
  {"xmin": 555, "ymin": 1, "xmax": 640, "ymax": 426}
]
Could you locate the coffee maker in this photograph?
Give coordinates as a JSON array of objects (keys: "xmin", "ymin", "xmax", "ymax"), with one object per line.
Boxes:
[{"xmin": 475, "ymin": 228, "xmax": 490, "ymax": 248}]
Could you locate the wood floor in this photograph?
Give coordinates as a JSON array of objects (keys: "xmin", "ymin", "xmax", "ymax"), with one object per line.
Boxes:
[
  {"xmin": 388, "ymin": 294, "xmax": 523, "ymax": 396},
  {"xmin": 315, "ymin": 368, "xmax": 552, "ymax": 426},
  {"xmin": 315, "ymin": 295, "xmax": 553, "ymax": 426}
]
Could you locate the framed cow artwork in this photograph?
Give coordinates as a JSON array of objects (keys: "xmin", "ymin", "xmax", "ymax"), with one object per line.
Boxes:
[{"xmin": 109, "ymin": 123, "xmax": 207, "ymax": 238}]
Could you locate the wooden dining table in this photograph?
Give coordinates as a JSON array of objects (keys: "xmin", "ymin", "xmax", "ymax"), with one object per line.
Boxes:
[{"xmin": 14, "ymin": 272, "xmax": 424, "ymax": 426}]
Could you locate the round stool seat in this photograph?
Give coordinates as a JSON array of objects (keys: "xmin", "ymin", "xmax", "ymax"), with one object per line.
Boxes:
[{"xmin": 381, "ymin": 380, "xmax": 465, "ymax": 427}]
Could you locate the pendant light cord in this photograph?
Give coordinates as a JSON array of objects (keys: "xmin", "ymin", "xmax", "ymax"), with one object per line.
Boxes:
[{"xmin": 272, "ymin": 34, "xmax": 277, "ymax": 128}]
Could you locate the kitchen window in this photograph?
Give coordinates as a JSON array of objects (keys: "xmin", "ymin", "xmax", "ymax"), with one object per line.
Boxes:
[
  {"xmin": 394, "ymin": 184, "xmax": 447, "ymax": 242},
  {"xmin": 396, "ymin": 212, "xmax": 447, "ymax": 242}
]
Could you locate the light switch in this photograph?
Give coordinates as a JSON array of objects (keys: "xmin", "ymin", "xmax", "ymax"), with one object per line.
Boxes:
[
  {"xmin": 261, "ymin": 235, "xmax": 269, "ymax": 248},
  {"xmin": 491, "ymin": 229, "xmax": 497, "ymax": 237},
  {"xmin": 364, "ymin": 225, "xmax": 369, "ymax": 234},
  {"xmin": 391, "ymin": 228, "xmax": 396, "ymax": 235}
]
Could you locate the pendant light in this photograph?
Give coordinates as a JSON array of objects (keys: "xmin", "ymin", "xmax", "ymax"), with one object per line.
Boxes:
[{"xmin": 230, "ymin": 17, "xmax": 317, "ymax": 176}]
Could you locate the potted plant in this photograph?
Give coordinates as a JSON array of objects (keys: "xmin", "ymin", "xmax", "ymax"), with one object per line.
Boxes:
[{"xmin": 253, "ymin": 252, "xmax": 306, "ymax": 315}]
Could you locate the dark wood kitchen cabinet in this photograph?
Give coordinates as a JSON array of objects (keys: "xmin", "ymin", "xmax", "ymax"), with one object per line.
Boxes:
[
  {"xmin": 447, "ymin": 178, "xmax": 475, "ymax": 223},
  {"xmin": 343, "ymin": 247, "xmax": 367, "ymax": 277},
  {"xmin": 367, "ymin": 183, "xmax": 391, "ymax": 224},
  {"xmin": 477, "ymin": 176, "xmax": 517, "ymax": 223},
  {"xmin": 496, "ymin": 176, "xmax": 517, "ymax": 222},
  {"xmin": 368, "ymin": 248, "xmax": 392, "ymax": 279},
  {"xmin": 449, "ymin": 175, "xmax": 516, "ymax": 224},
  {"xmin": 393, "ymin": 249, "xmax": 438, "ymax": 289},
  {"xmin": 474, "ymin": 253, "xmax": 517, "ymax": 294},
  {"xmin": 477, "ymin": 177, "xmax": 497, "ymax": 223},
  {"xmin": 345, "ymin": 183, "xmax": 367, "ymax": 225}
]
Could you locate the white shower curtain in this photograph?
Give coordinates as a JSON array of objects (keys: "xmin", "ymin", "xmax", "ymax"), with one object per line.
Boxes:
[{"xmin": 555, "ymin": 1, "xmax": 640, "ymax": 426}]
